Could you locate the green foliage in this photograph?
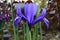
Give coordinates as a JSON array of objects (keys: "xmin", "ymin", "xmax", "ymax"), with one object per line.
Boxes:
[{"xmin": 0, "ymin": 20, "xmax": 5, "ymax": 29}]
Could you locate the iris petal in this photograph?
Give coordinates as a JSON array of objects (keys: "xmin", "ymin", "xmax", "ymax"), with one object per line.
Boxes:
[
  {"xmin": 16, "ymin": 9, "xmax": 27, "ymax": 21},
  {"xmin": 40, "ymin": 8, "xmax": 46, "ymax": 18},
  {"xmin": 32, "ymin": 8, "xmax": 46, "ymax": 25},
  {"xmin": 24, "ymin": 3, "xmax": 37, "ymax": 23},
  {"xmin": 43, "ymin": 18, "xmax": 49, "ymax": 28},
  {"xmin": 14, "ymin": 16, "xmax": 21, "ymax": 27},
  {"xmin": 16, "ymin": 9, "xmax": 22, "ymax": 17}
]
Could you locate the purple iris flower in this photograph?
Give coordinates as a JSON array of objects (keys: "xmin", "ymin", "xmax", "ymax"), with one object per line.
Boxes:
[
  {"xmin": 5, "ymin": 13, "xmax": 12, "ymax": 19},
  {"xmin": 14, "ymin": 3, "xmax": 49, "ymax": 28},
  {"xmin": 0, "ymin": 11, "xmax": 12, "ymax": 20},
  {"xmin": 4, "ymin": 11, "xmax": 12, "ymax": 19},
  {"xmin": 0, "ymin": 12, "xmax": 5, "ymax": 20}
]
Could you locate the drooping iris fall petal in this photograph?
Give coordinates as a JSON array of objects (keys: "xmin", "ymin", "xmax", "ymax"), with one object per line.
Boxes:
[
  {"xmin": 43, "ymin": 18, "xmax": 49, "ymax": 28},
  {"xmin": 16, "ymin": 7, "xmax": 27, "ymax": 21},
  {"xmin": 14, "ymin": 16, "xmax": 21, "ymax": 27},
  {"xmin": 32, "ymin": 8, "xmax": 46, "ymax": 25}
]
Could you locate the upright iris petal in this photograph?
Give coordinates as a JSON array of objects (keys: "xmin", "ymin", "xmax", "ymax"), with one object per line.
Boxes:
[{"xmin": 24, "ymin": 3, "xmax": 37, "ymax": 23}]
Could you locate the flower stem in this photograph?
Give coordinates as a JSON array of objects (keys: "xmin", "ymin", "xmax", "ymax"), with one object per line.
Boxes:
[
  {"xmin": 40, "ymin": 22, "xmax": 42, "ymax": 40},
  {"xmin": 16, "ymin": 27, "xmax": 19, "ymax": 40},
  {"xmin": 32, "ymin": 24, "xmax": 38, "ymax": 40},
  {"xmin": 23, "ymin": 23, "xmax": 26, "ymax": 40},
  {"xmin": 11, "ymin": 0, "xmax": 17, "ymax": 40},
  {"xmin": 35, "ymin": 24, "xmax": 38, "ymax": 40},
  {"xmin": 34, "ymin": 3, "xmax": 40, "ymax": 40},
  {"xmin": 32, "ymin": 29, "xmax": 35, "ymax": 40},
  {"xmin": 24, "ymin": 22, "xmax": 31, "ymax": 40},
  {"xmin": 36, "ymin": 1, "xmax": 43, "ymax": 40}
]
